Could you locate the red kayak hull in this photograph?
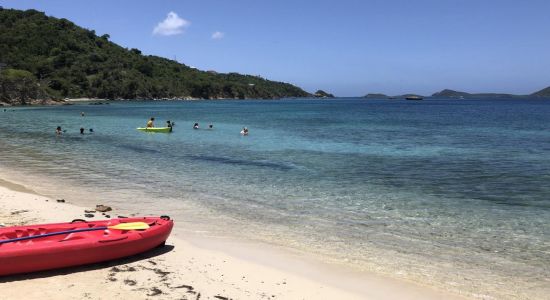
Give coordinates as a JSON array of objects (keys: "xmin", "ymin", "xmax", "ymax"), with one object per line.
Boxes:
[{"xmin": 0, "ymin": 216, "xmax": 173, "ymax": 276}]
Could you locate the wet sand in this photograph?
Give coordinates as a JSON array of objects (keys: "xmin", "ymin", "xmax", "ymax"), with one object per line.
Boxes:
[{"xmin": 0, "ymin": 179, "xmax": 465, "ymax": 299}]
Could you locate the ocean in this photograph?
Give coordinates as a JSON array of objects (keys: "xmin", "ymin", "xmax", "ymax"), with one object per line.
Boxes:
[{"xmin": 1, "ymin": 98, "xmax": 549, "ymax": 299}]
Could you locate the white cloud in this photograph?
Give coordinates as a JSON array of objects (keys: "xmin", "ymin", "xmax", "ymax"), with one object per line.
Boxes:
[
  {"xmin": 153, "ymin": 12, "xmax": 190, "ymax": 36},
  {"xmin": 211, "ymin": 31, "xmax": 224, "ymax": 40}
]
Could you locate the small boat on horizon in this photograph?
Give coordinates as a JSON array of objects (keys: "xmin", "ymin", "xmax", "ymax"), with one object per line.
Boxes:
[{"xmin": 406, "ymin": 96, "xmax": 423, "ymax": 100}]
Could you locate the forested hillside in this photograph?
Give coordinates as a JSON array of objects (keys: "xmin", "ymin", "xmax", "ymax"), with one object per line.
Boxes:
[
  {"xmin": 531, "ymin": 86, "xmax": 550, "ymax": 98},
  {"xmin": 0, "ymin": 8, "xmax": 310, "ymax": 104}
]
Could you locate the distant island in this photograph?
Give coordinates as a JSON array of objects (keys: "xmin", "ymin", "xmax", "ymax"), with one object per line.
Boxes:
[
  {"xmin": 532, "ymin": 87, "xmax": 550, "ymax": 97},
  {"xmin": 364, "ymin": 93, "xmax": 389, "ymax": 99},
  {"xmin": 363, "ymin": 87, "xmax": 550, "ymax": 100},
  {"xmin": 431, "ymin": 88, "xmax": 550, "ymax": 98},
  {"xmin": 0, "ymin": 8, "xmax": 311, "ymax": 105},
  {"xmin": 313, "ymin": 90, "xmax": 335, "ymax": 98},
  {"xmin": 363, "ymin": 93, "xmax": 424, "ymax": 99},
  {"xmin": 431, "ymin": 89, "xmax": 518, "ymax": 98}
]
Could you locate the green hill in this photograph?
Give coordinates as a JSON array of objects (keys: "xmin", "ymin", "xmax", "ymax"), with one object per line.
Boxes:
[
  {"xmin": 531, "ymin": 86, "xmax": 550, "ymax": 98},
  {"xmin": 313, "ymin": 90, "xmax": 334, "ymax": 98},
  {"xmin": 432, "ymin": 89, "xmax": 517, "ymax": 98},
  {"xmin": 363, "ymin": 93, "xmax": 388, "ymax": 99},
  {"xmin": 432, "ymin": 88, "xmax": 550, "ymax": 99},
  {"xmin": 431, "ymin": 89, "xmax": 471, "ymax": 98},
  {"xmin": 0, "ymin": 8, "xmax": 310, "ymax": 104}
]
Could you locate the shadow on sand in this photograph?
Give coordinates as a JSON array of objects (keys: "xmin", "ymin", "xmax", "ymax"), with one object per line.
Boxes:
[{"xmin": 0, "ymin": 244, "xmax": 175, "ymax": 283}]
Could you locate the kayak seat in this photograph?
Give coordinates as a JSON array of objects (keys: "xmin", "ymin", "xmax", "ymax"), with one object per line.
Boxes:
[
  {"xmin": 99, "ymin": 236, "xmax": 128, "ymax": 243},
  {"xmin": 59, "ymin": 232, "xmax": 93, "ymax": 242}
]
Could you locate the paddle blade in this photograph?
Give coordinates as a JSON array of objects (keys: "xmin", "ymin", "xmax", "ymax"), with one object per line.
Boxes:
[{"xmin": 108, "ymin": 222, "xmax": 150, "ymax": 230}]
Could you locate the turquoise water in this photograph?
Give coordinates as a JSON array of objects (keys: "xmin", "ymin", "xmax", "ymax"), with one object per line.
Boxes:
[{"xmin": 1, "ymin": 98, "xmax": 549, "ymax": 298}]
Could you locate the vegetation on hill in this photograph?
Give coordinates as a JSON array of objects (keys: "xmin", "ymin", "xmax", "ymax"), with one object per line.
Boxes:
[
  {"xmin": 363, "ymin": 88, "xmax": 550, "ymax": 100},
  {"xmin": 313, "ymin": 90, "xmax": 334, "ymax": 98},
  {"xmin": 431, "ymin": 89, "xmax": 472, "ymax": 98},
  {"xmin": 362, "ymin": 93, "xmax": 424, "ymax": 99},
  {"xmin": 531, "ymin": 86, "xmax": 550, "ymax": 98},
  {"xmin": 0, "ymin": 68, "xmax": 52, "ymax": 104},
  {"xmin": 363, "ymin": 93, "xmax": 388, "ymax": 99},
  {"xmin": 432, "ymin": 88, "xmax": 550, "ymax": 99},
  {"xmin": 431, "ymin": 89, "xmax": 517, "ymax": 98},
  {"xmin": 0, "ymin": 8, "xmax": 310, "ymax": 104}
]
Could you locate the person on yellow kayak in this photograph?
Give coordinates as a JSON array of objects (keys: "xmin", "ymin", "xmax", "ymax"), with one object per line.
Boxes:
[
  {"xmin": 146, "ymin": 117, "xmax": 155, "ymax": 128},
  {"xmin": 166, "ymin": 120, "xmax": 173, "ymax": 132}
]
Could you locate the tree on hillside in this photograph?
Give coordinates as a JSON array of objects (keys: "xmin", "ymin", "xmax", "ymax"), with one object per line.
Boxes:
[
  {"xmin": 0, "ymin": 8, "xmax": 311, "ymax": 104},
  {"xmin": 0, "ymin": 68, "xmax": 48, "ymax": 104}
]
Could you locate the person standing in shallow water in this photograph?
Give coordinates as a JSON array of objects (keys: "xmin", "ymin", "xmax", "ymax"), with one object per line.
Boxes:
[
  {"xmin": 167, "ymin": 120, "xmax": 173, "ymax": 132},
  {"xmin": 146, "ymin": 117, "xmax": 155, "ymax": 128},
  {"xmin": 55, "ymin": 126, "xmax": 62, "ymax": 135}
]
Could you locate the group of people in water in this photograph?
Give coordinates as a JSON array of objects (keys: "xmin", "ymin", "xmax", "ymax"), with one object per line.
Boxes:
[
  {"xmin": 192, "ymin": 122, "xmax": 214, "ymax": 130},
  {"xmin": 146, "ymin": 117, "xmax": 248, "ymax": 135},
  {"xmin": 55, "ymin": 113, "xmax": 248, "ymax": 136},
  {"xmin": 55, "ymin": 126, "xmax": 94, "ymax": 135},
  {"xmin": 55, "ymin": 112, "xmax": 93, "ymax": 135}
]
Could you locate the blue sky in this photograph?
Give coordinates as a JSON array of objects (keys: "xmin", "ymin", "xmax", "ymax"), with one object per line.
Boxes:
[{"xmin": 2, "ymin": 0, "xmax": 550, "ymax": 96}]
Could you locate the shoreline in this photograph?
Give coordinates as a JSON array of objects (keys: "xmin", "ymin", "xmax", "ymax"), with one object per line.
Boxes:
[
  {"xmin": 0, "ymin": 176, "xmax": 464, "ymax": 299},
  {"xmin": 2, "ymin": 97, "xmax": 350, "ymax": 107}
]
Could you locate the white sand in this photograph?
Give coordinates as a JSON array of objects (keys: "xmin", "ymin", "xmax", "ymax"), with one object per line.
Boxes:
[
  {"xmin": 0, "ymin": 179, "xmax": 466, "ymax": 299},
  {"xmin": 63, "ymin": 98, "xmax": 108, "ymax": 102}
]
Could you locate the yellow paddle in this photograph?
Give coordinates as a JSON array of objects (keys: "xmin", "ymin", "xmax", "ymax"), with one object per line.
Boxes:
[
  {"xmin": 0, "ymin": 222, "xmax": 150, "ymax": 244},
  {"xmin": 108, "ymin": 222, "xmax": 150, "ymax": 230}
]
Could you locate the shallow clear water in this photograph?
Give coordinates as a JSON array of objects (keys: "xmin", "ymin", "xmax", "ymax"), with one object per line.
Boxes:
[{"xmin": 1, "ymin": 98, "xmax": 549, "ymax": 298}]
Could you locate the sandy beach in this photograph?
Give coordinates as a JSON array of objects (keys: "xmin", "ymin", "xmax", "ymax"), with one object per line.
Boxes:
[
  {"xmin": 2, "ymin": 2, "xmax": 549, "ymax": 299},
  {"xmin": 0, "ymin": 178, "xmax": 466, "ymax": 300}
]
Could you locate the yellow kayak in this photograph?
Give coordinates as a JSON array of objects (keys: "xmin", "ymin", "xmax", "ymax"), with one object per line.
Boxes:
[{"xmin": 137, "ymin": 127, "xmax": 172, "ymax": 133}]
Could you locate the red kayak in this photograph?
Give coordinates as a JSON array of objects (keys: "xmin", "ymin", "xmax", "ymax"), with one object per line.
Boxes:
[{"xmin": 0, "ymin": 216, "xmax": 173, "ymax": 276}]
